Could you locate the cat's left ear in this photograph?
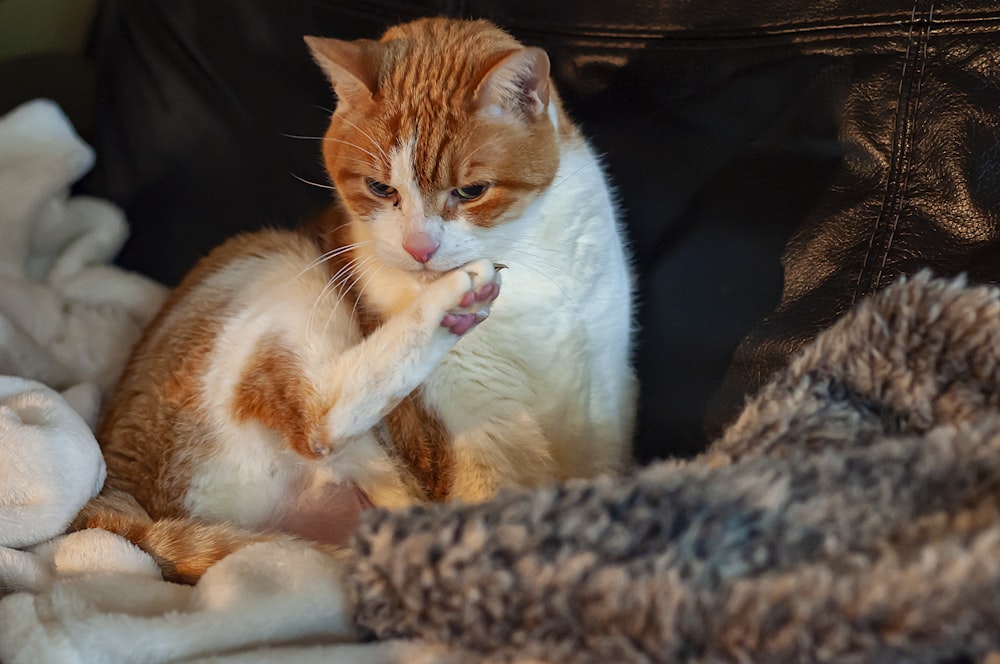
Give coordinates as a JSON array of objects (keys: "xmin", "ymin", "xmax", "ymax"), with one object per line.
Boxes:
[
  {"xmin": 474, "ymin": 47, "xmax": 551, "ymax": 122},
  {"xmin": 305, "ymin": 36, "xmax": 380, "ymax": 111}
]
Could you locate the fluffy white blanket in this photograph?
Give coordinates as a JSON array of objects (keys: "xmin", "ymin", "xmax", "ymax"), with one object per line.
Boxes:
[{"xmin": 0, "ymin": 100, "xmax": 450, "ymax": 664}]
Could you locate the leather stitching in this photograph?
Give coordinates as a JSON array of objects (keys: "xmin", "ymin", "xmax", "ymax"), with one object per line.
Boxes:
[
  {"xmin": 487, "ymin": 11, "xmax": 998, "ymax": 45},
  {"xmin": 854, "ymin": 0, "xmax": 934, "ymax": 301}
]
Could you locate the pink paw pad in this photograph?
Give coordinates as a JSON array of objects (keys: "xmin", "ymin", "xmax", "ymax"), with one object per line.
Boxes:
[
  {"xmin": 454, "ymin": 282, "xmax": 499, "ymax": 311},
  {"xmin": 476, "ymin": 282, "xmax": 500, "ymax": 303},
  {"xmin": 441, "ymin": 311, "xmax": 489, "ymax": 336}
]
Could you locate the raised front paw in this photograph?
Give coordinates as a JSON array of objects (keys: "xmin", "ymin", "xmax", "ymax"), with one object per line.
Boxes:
[{"xmin": 436, "ymin": 259, "xmax": 502, "ymax": 336}]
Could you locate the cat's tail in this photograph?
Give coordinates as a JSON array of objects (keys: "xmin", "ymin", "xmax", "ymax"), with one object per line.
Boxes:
[{"xmin": 71, "ymin": 489, "xmax": 334, "ymax": 585}]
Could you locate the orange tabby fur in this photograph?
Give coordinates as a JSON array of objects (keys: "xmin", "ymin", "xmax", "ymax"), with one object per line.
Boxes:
[
  {"xmin": 311, "ymin": 19, "xmax": 562, "ymax": 238},
  {"xmin": 73, "ymin": 17, "xmax": 635, "ymax": 584}
]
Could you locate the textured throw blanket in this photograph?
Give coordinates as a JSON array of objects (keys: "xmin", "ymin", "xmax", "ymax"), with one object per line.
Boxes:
[
  {"xmin": 348, "ymin": 271, "xmax": 1000, "ymax": 663},
  {"xmin": 3, "ymin": 100, "xmax": 999, "ymax": 663}
]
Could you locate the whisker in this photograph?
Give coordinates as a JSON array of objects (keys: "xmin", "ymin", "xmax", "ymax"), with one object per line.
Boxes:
[
  {"xmin": 552, "ymin": 162, "xmax": 592, "ymax": 187},
  {"xmin": 329, "ymin": 255, "xmax": 374, "ymax": 308},
  {"xmin": 506, "ymin": 232, "xmax": 597, "ymax": 262},
  {"xmin": 307, "ymin": 276, "xmax": 338, "ymax": 343},
  {"xmin": 281, "ymin": 133, "xmax": 326, "ymax": 141},
  {"xmin": 295, "ymin": 239, "xmax": 371, "ymax": 278},
  {"xmin": 462, "ymin": 138, "xmax": 505, "ymax": 164},
  {"xmin": 310, "ymin": 255, "xmax": 374, "ymax": 342},
  {"xmin": 290, "ymin": 172, "xmax": 335, "ymax": 190},
  {"xmin": 335, "ymin": 156, "xmax": 380, "ymax": 169},
  {"xmin": 283, "ymin": 134, "xmax": 381, "ymax": 163},
  {"xmin": 337, "ymin": 115, "xmax": 390, "ymax": 163},
  {"xmin": 326, "ymin": 257, "xmax": 379, "ymax": 336},
  {"xmin": 283, "ymin": 135, "xmax": 376, "ymax": 171},
  {"xmin": 351, "ymin": 263, "xmax": 387, "ymax": 324},
  {"xmin": 329, "ymin": 255, "xmax": 376, "ymax": 313},
  {"xmin": 323, "ymin": 137, "xmax": 381, "ymax": 162},
  {"xmin": 307, "ymin": 263, "xmax": 349, "ymax": 342},
  {"xmin": 509, "ymin": 242, "xmax": 583, "ymax": 264},
  {"xmin": 498, "ymin": 253, "xmax": 572, "ymax": 301}
]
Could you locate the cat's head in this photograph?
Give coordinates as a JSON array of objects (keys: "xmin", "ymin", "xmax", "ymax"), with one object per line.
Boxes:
[{"xmin": 306, "ymin": 18, "xmax": 560, "ymax": 275}]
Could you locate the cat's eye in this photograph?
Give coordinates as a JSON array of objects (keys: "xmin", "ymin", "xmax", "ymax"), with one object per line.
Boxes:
[
  {"xmin": 453, "ymin": 184, "xmax": 489, "ymax": 201},
  {"xmin": 366, "ymin": 178, "xmax": 397, "ymax": 198}
]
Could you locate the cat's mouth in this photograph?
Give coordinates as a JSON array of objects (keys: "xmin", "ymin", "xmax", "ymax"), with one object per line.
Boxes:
[
  {"xmin": 409, "ymin": 266, "xmax": 448, "ymax": 282},
  {"xmin": 398, "ymin": 260, "xmax": 457, "ymax": 281},
  {"xmin": 384, "ymin": 253, "xmax": 469, "ymax": 280}
]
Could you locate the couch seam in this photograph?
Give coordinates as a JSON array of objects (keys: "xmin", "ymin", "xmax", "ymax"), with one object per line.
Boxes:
[{"xmin": 854, "ymin": 0, "xmax": 934, "ymax": 302}]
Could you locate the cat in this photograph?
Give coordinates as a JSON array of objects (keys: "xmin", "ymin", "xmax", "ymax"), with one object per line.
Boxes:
[{"xmin": 74, "ymin": 17, "xmax": 636, "ymax": 584}]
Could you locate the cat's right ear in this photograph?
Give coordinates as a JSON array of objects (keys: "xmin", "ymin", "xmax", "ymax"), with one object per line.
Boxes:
[{"xmin": 304, "ymin": 37, "xmax": 380, "ymax": 111}]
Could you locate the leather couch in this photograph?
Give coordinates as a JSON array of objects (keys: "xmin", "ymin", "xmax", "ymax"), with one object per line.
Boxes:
[{"xmin": 77, "ymin": 0, "xmax": 1000, "ymax": 463}]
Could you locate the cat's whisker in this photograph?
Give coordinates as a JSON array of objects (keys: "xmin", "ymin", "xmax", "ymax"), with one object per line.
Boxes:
[
  {"xmin": 508, "ymin": 240, "xmax": 568, "ymax": 256},
  {"xmin": 300, "ymin": 246, "xmax": 354, "ymax": 279},
  {"xmin": 307, "ymin": 272, "xmax": 345, "ymax": 343},
  {"xmin": 551, "ymin": 162, "xmax": 592, "ymax": 187},
  {"xmin": 284, "ymin": 134, "xmax": 382, "ymax": 164},
  {"xmin": 350, "ymin": 264, "xmax": 388, "ymax": 324},
  {"xmin": 336, "ymin": 156, "xmax": 381, "ymax": 170},
  {"xmin": 306, "ymin": 289, "xmax": 333, "ymax": 344},
  {"xmin": 462, "ymin": 138, "xmax": 506, "ymax": 163},
  {"xmin": 496, "ymin": 252, "xmax": 572, "ymax": 301},
  {"xmin": 323, "ymin": 137, "xmax": 382, "ymax": 163},
  {"xmin": 309, "ymin": 253, "xmax": 370, "ymax": 324},
  {"xmin": 295, "ymin": 240, "xmax": 372, "ymax": 278},
  {"xmin": 290, "ymin": 172, "xmax": 336, "ymax": 190},
  {"xmin": 508, "ymin": 234, "xmax": 588, "ymax": 261},
  {"xmin": 281, "ymin": 133, "xmax": 326, "ymax": 141},
  {"xmin": 329, "ymin": 255, "xmax": 373, "ymax": 302},
  {"xmin": 325, "ymin": 258, "xmax": 381, "ymax": 336},
  {"xmin": 309, "ymin": 255, "xmax": 375, "ymax": 343},
  {"xmin": 337, "ymin": 115, "xmax": 390, "ymax": 164},
  {"xmin": 508, "ymin": 239, "xmax": 583, "ymax": 262},
  {"xmin": 329, "ymin": 256, "xmax": 377, "ymax": 314}
]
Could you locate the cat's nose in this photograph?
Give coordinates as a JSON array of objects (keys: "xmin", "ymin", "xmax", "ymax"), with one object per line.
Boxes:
[{"xmin": 403, "ymin": 232, "xmax": 440, "ymax": 264}]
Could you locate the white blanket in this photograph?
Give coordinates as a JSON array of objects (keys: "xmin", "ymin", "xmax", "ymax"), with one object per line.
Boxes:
[
  {"xmin": 0, "ymin": 97, "xmax": 162, "ymax": 571},
  {"xmin": 0, "ymin": 100, "xmax": 454, "ymax": 664}
]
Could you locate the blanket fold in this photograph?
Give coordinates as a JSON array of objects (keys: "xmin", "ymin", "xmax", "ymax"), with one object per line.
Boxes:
[
  {"xmin": 0, "ymin": 98, "xmax": 166, "ymax": 594},
  {"xmin": 0, "ymin": 98, "xmax": 167, "ymax": 404}
]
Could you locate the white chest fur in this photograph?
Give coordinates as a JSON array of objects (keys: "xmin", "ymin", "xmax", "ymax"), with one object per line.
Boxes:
[{"xmin": 424, "ymin": 142, "xmax": 636, "ymax": 497}]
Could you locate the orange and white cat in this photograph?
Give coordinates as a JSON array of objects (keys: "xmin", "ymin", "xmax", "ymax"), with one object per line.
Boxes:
[{"xmin": 76, "ymin": 17, "xmax": 636, "ymax": 583}]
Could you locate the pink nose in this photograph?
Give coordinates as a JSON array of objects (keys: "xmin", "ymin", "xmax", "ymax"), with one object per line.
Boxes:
[{"xmin": 403, "ymin": 232, "xmax": 440, "ymax": 264}]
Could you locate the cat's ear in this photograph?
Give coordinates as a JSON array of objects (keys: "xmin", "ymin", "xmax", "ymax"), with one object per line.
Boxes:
[
  {"xmin": 474, "ymin": 47, "xmax": 551, "ymax": 122},
  {"xmin": 304, "ymin": 36, "xmax": 380, "ymax": 111}
]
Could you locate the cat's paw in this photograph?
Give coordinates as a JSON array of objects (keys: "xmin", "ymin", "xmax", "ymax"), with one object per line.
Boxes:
[{"xmin": 434, "ymin": 259, "xmax": 502, "ymax": 336}]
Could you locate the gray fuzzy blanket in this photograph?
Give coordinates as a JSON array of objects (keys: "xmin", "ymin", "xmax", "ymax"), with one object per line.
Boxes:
[{"xmin": 347, "ymin": 272, "xmax": 1000, "ymax": 663}]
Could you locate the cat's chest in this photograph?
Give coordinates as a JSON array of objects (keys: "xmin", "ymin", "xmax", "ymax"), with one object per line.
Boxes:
[{"xmin": 426, "ymin": 297, "xmax": 590, "ymax": 419}]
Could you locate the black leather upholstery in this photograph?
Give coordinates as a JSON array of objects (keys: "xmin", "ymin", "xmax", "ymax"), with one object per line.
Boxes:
[{"xmin": 80, "ymin": 0, "xmax": 1000, "ymax": 462}]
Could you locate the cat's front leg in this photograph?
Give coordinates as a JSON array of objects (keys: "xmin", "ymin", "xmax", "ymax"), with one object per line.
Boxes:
[{"xmin": 312, "ymin": 259, "xmax": 499, "ymax": 456}]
